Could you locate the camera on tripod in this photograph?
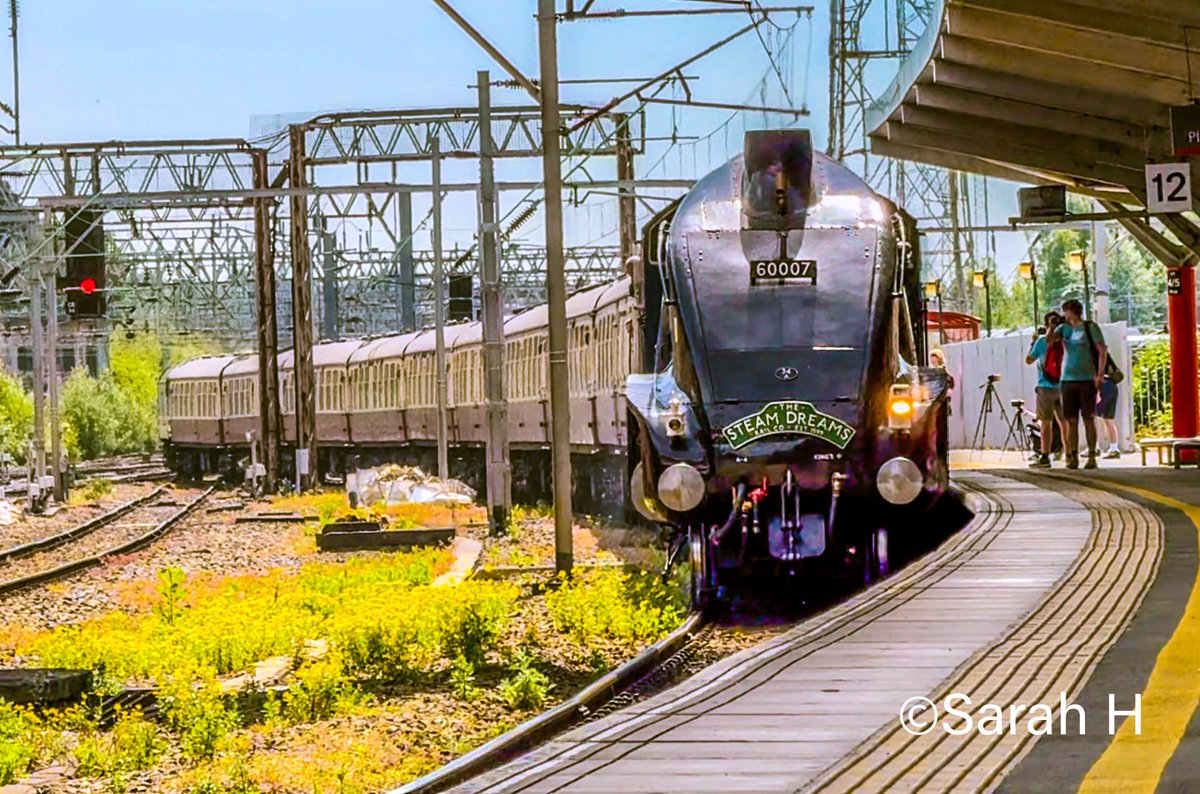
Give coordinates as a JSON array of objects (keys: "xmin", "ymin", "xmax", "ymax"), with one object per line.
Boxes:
[{"xmin": 971, "ymin": 372, "xmax": 1034, "ymax": 457}]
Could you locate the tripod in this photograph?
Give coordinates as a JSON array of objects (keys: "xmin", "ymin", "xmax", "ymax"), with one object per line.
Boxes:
[
  {"xmin": 1003, "ymin": 399, "xmax": 1038, "ymax": 458},
  {"xmin": 971, "ymin": 377, "xmax": 1024, "ymax": 455}
]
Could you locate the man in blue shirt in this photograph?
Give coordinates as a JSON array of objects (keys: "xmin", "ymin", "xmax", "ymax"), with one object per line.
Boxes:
[
  {"xmin": 1048, "ymin": 298, "xmax": 1108, "ymax": 470},
  {"xmin": 1025, "ymin": 311, "xmax": 1066, "ymax": 468}
]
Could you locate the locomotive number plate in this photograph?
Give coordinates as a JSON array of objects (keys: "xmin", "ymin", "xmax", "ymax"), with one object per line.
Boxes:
[{"xmin": 750, "ymin": 259, "xmax": 817, "ymax": 285}]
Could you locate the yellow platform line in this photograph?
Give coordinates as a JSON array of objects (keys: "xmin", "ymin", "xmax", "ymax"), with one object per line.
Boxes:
[{"xmin": 1080, "ymin": 482, "xmax": 1200, "ymax": 794}]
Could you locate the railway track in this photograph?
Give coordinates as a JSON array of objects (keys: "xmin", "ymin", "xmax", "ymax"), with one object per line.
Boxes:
[
  {"xmin": 0, "ymin": 486, "xmax": 213, "ymax": 597},
  {"xmin": 1, "ymin": 458, "xmax": 173, "ymax": 500}
]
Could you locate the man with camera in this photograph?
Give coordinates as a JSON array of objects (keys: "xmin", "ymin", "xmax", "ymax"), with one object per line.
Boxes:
[
  {"xmin": 1026, "ymin": 311, "xmax": 1067, "ymax": 469},
  {"xmin": 1048, "ymin": 299, "xmax": 1108, "ymax": 470}
]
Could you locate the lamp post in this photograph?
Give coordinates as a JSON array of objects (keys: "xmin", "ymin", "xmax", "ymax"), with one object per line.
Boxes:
[
  {"xmin": 1068, "ymin": 249, "xmax": 1090, "ymax": 319},
  {"xmin": 924, "ymin": 280, "xmax": 944, "ymax": 345},
  {"xmin": 1019, "ymin": 260, "xmax": 1038, "ymax": 328},
  {"xmin": 973, "ymin": 270, "xmax": 991, "ymax": 338}
]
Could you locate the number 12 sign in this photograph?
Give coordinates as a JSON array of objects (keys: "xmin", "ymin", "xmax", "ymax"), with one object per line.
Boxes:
[{"xmin": 1146, "ymin": 162, "xmax": 1194, "ymax": 213}]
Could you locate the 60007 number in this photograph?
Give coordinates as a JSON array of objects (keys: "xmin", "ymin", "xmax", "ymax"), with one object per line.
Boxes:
[{"xmin": 750, "ymin": 259, "xmax": 817, "ymax": 285}]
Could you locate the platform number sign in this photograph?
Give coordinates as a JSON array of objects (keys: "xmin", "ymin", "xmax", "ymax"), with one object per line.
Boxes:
[{"xmin": 1146, "ymin": 163, "xmax": 1193, "ymax": 214}]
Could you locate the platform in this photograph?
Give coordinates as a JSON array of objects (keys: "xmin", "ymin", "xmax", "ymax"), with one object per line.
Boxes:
[{"xmin": 447, "ymin": 463, "xmax": 1200, "ymax": 793}]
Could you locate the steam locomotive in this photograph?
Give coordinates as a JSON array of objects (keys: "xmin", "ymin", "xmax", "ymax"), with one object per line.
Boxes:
[{"xmin": 625, "ymin": 130, "xmax": 950, "ymax": 600}]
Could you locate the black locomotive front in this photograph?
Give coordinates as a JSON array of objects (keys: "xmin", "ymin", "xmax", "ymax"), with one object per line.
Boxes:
[{"xmin": 628, "ymin": 130, "xmax": 949, "ymax": 595}]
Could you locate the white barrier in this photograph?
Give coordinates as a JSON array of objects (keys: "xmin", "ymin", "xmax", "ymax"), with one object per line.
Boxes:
[{"xmin": 941, "ymin": 323, "xmax": 1133, "ymax": 452}]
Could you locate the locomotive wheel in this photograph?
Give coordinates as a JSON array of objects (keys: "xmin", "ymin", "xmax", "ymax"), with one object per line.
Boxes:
[{"xmin": 864, "ymin": 527, "xmax": 891, "ymax": 583}]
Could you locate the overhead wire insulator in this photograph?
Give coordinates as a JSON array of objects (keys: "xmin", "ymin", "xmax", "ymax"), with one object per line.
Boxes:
[{"xmin": 503, "ymin": 201, "xmax": 539, "ymax": 240}]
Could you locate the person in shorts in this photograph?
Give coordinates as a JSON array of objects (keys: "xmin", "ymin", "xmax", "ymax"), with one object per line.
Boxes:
[
  {"xmin": 1025, "ymin": 311, "xmax": 1067, "ymax": 468},
  {"xmin": 1049, "ymin": 299, "xmax": 1107, "ymax": 469},
  {"xmin": 1097, "ymin": 374, "xmax": 1120, "ymax": 458}
]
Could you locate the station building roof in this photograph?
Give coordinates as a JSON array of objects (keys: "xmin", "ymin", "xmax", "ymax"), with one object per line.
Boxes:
[{"xmin": 866, "ymin": 0, "xmax": 1200, "ymax": 264}]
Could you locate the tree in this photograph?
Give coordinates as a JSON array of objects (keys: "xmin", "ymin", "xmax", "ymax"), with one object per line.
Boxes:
[
  {"xmin": 0, "ymin": 369, "xmax": 32, "ymax": 463},
  {"xmin": 1107, "ymin": 233, "xmax": 1167, "ymax": 332},
  {"xmin": 61, "ymin": 367, "xmax": 121, "ymax": 460},
  {"xmin": 108, "ymin": 333, "xmax": 161, "ymax": 453}
]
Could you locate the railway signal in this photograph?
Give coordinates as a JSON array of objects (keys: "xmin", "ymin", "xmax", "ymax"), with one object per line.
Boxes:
[
  {"xmin": 57, "ymin": 209, "xmax": 107, "ymax": 318},
  {"xmin": 63, "ymin": 277, "xmax": 105, "ymax": 318}
]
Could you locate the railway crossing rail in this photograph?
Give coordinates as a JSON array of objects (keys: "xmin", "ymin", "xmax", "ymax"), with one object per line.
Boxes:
[{"xmin": 421, "ymin": 471, "xmax": 1158, "ymax": 793}]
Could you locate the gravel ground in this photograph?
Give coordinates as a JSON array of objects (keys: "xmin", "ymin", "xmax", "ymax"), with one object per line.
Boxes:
[
  {"xmin": 482, "ymin": 515, "xmax": 661, "ymax": 570},
  {"xmin": 0, "ymin": 487, "xmax": 205, "ymax": 586},
  {"xmin": 0, "ymin": 482, "xmax": 163, "ymax": 552},
  {"xmin": 0, "ymin": 488, "xmax": 344, "ymax": 634}
]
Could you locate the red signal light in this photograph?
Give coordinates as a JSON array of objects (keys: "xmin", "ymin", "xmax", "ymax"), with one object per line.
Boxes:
[{"xmin": 80, "ymin": 277, "xmax": 96, "ymax": 295}]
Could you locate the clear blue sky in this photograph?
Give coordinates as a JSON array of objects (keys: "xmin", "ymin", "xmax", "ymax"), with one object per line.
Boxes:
[{"xmin": 5, "ymin": 1, "xmax": 1027, "ymax": 271}]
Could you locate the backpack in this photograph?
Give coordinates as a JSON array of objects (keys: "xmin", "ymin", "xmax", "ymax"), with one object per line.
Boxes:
[
  {"xmin": 1043, "ymin": 339, "xmax": 1064, "ymax": 385},
  {"xmin": 1083, "ymin": 321, "xmax": 1125, "ymax": 384}
]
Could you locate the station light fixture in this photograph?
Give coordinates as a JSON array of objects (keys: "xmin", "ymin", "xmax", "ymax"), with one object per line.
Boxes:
[
  {"xmin": 926, "ymin": 280, "xmax": 946, "ymax": 345},
  {"xmin": 1019, "ymin": 261, "xmax": 1040, "ymax": 326},
  {"xmin": 1068, "ymin": 249, "xmax": 1091, "ymax": 318},
  {"xmin": 973, "ymin": 270, "xmax": 992, "ymax": 337}
]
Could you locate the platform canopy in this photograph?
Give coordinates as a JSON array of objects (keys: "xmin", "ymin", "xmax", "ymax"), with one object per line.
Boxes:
[{"xmin": 865, "ymin": 0, "xmax": 1200, "ymax": 265}]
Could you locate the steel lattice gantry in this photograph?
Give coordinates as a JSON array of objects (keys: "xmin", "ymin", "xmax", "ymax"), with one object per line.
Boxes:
[
  {"xmin": 829, "ymin": 0, "xmax": 969, "ymax": 307},
  {"xmin": 273, "ymin": 104, "xmax": 660, "ymax": 488},
  {"xmin": 0, "ymin": 138, "xmax": 285, "ymax": 483},
  {"xmin": 865, "ymin": 0, "xmax": 1200, "ymax": 439},
  {"xmin": 0, "ymin": 104, "xmax": 688, "ymax": 492}
]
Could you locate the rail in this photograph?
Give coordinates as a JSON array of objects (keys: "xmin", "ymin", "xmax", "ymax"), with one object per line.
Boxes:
[
  {"xmin": 392, "ymin": 609, "xmax": 708, "ymax": 794},
  {"xmin": 0, "ymin": 487, "xmax": 213, "ymax": 597},
  {"xmin": 0, "ymin": 486, "xmax": 167, "ymax": 564}
]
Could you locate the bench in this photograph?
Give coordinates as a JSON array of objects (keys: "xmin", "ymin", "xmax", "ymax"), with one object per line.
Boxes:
[
  {"xmin": 1137, "ymin": 437, "xmax": 1200, "ymax": 467},
  {"xmin": 1175, "ymin": 439, "xmax": 1200, "ymax": 469}
]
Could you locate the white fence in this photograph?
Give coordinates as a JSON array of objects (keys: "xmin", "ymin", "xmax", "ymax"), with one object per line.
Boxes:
[{"xmin": 941, "ymin": 323, "xmax": 1134, "ymax": 451}]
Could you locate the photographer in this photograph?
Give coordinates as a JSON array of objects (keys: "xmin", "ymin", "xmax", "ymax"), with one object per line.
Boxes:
[{"xmin": 1025, "ymin": 311, "xmax": 1067, "ymax": 469}]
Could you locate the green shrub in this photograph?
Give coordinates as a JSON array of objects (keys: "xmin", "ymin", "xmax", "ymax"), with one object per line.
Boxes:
[
  {"xmin": 75, "ymin": 476, "xmax": 114, "ymax": 502},
  {"xmin": 545, "ymin": 568, "xmax": 685, "ymax": 645},
  {"xmin": 332, "ymin": 582, "xmax": 518, "ymax": 681},
  {"xmin": 62, "ymin": 368, "xmax": 122, "ymax": 460},
  {"xmin": 445, "ymin": 602, "xmax": 508, "ymax": 668},
  {"xmin": 155, "ymin": 566, "xmax": 188, "ymax": 627},
  {"xmin": 74, "ymin": 708, "xmax": 165, "ymax": 778},
  {"xmin": 158, "ymin": 672, "xmax": 241, "ymax": 761},
  {"xmin": 282, "ymin": 657, "xmax": 359, "ymax": 725},
  {"xmin": 498, "ymin": 651, "xmax": 552, "ymax": 710},
  {"xmin": 449, "ymin": 655, "xmax": 478, "ymax": 701},
  {"xmin": 1133, "ymin": 339, "xmax": 1173, "ymax": 436},
  {"xmin": 60, "ymin": 333, "xmax": 164, "ymax": 460},
  {"xmin": 0, "ymin": 368, "xmax": 32, "ymax": 466},
  {"xmin": 26, "ymin": 550, "xmax": 453, "ymax": 684},
  {"xmin": 0, "ymin": 701, "xmax": 36, "ymax": 785}
]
